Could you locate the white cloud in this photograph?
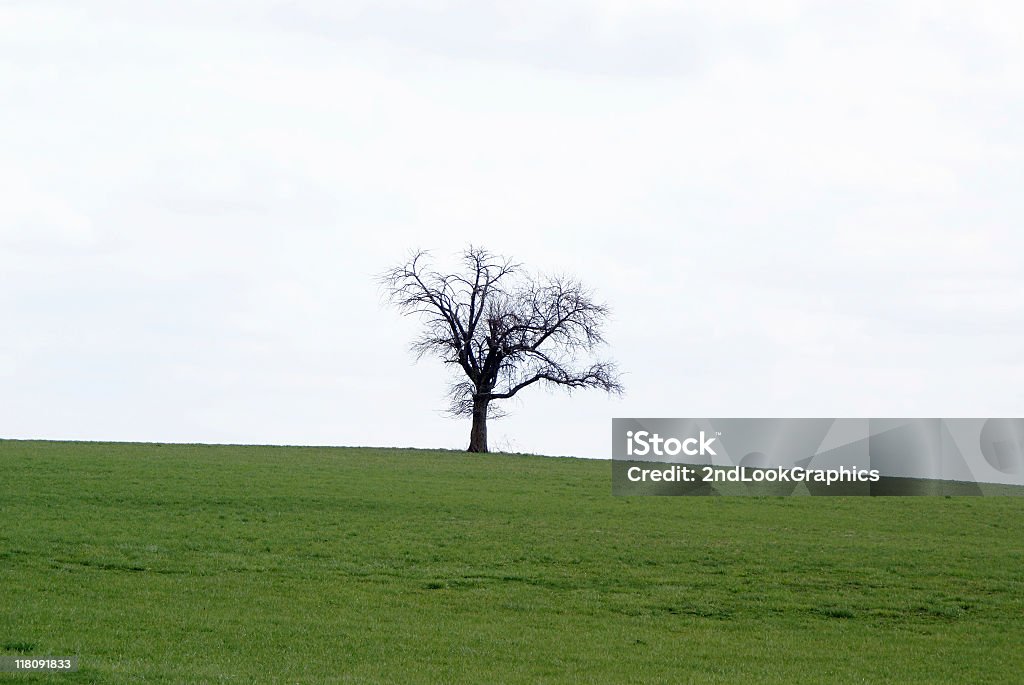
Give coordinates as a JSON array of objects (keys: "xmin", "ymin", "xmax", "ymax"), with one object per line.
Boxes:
[
  {"xmin": 0, "ymin": 1, "xmax": 1022, "ymax": 456},
  {"xmin": 0, "ymin": 171, "xmax": 99, "ymax": 252}
]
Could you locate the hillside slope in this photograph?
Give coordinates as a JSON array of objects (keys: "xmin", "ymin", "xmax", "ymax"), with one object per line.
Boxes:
[{"xmin": 1, "ymin": 440, "xmax": 1022, "ymax": 683}]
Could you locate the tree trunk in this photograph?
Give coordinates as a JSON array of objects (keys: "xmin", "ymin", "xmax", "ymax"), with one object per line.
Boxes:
[{"xmin": 467, "ymin": 397, "xmax": 489, "ymax": 452}]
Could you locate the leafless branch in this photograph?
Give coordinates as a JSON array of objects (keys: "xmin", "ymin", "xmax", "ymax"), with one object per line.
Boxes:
[{"xmin": 380, "ymin": 246, "xmax": 623, "ymax": 451}]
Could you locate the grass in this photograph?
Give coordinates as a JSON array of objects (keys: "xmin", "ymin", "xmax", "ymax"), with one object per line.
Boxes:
[{"xmin": 1, "ymin": 439, "xmax": 1022, "ymax": 683}]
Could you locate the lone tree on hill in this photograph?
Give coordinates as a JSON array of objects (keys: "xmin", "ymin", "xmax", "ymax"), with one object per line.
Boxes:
[{"xmin": 381, "ymin": 246, "xmax": 623, "ymax": 453}]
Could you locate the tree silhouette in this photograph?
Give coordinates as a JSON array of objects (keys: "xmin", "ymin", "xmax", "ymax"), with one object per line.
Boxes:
[{"xmin": 381, "ymin": 246, "xmax": 623, "ymax": 452}]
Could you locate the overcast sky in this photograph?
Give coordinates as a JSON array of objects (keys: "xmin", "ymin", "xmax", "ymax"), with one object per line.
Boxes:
[{"xmin": 1, "ymin": 1, "xmax": 1022, "ymax": 458}]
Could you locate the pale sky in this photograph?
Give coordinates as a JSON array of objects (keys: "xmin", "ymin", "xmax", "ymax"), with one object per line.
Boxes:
[{"xmin": 1, "ymin": 1, "xmax": 1022, "ymax": 458}]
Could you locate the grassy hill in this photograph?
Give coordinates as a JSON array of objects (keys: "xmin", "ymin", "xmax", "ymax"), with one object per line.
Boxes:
[{"xmin": 1, "ymin": 440, "xmax": 1022, "ymax": 683}]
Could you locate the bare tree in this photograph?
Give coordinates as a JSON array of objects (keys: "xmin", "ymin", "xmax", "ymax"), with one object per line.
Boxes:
[{"xmin": 381, "ymin": 246, "xmax": 623, "ymax": 453}]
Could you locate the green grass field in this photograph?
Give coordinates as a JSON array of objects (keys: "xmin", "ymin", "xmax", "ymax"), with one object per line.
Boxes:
[{"xmin": 2, "ymin": 440, "xmax": 1022, "ymax": 683}]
